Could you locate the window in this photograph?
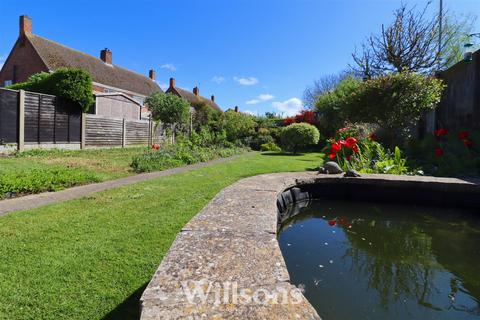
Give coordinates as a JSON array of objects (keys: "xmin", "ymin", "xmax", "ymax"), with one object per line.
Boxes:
[{"xmin": 4, "ymin": 80, "xmax": 12, "ymax": 87}]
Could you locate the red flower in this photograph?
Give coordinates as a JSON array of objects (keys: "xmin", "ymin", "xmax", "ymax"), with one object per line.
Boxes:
[
  {"xmin": 345, "ymin": 137, "xmax": 358, "ymax": 148},
  {"xmin": 346, "ymin": 155, "xmax": 352, "ymax": 161},
  {"xmin": 464, "ymin": 139, "xmax": 474, "ymax": 148},
  {"xmin": 434, "ymin": 128, "xmax": 448, "ymax": 137},
  {"xmin": 435, "ymin": 147, "xmax": 444, "ymax": 157},
  {"xmin": 151, "ymin": 144, "xmax": 160, "ymax": 150},
  {"xmin": 368, "ymin": 133, "xmax": 378, "ymax": 141},
  {"xmin": 328, "ymin": 153, "xmax": 336, "ymax": 160},
  {"xmin": 458, "ymin": 131, "xmax": 469, "ymax": 140},
  {"xmin": 339, "ymin": 139, "xmax": 347, "ymax": 146},
  {"xmin": 328, "ymin": 220, "xmax": 336, "ymax": 226},
  {"xmin": 352, "ymin": 145, "xmax": 359, "ymax": 153},
  {"xmin": 330, "ymin": 142, "xmax": 342, "ymax": 153},
  {"xmin": 283, "ymin": 117, "xmax": 295, "ymax": 126}
]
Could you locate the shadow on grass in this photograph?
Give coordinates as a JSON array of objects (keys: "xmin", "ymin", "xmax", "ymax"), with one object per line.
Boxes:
[{"xmin": 102, "ymin": 282, "xmax": 148, "ymax": 320}]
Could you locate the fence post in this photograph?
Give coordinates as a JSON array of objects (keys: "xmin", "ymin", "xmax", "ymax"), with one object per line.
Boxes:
[
  {"xmin": 149, "ymin": 116, "xmax": 154, "ymax": 146},
  {"xmin": 80, "ymin": 113, "xmax": 86, "ymax": 149},
  {"xmin": 122, "ymin": 118, "xmax": 126, "ymax": 148},
  {"xmin": 17, "ymin": 90, "xmax": 25, "ymax": 152}
]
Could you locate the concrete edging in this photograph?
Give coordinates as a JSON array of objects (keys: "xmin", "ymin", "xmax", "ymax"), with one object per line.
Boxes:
[{"xmin": 140, "ymin": 172, "xmax": 480, "ymax": 320}]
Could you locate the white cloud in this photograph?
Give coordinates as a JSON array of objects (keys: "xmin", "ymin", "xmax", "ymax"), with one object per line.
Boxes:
[
  {"xmin": 157, "ymin": 81, "xmax": 168, "ymax": 91},
  {"xmin": 233, "ymin": 76, "xmax": 259, "ymax": 86},
  {"xmin": 246, "ymin": 93, "xmax": 274, "ymax": 105},
  {"xmin": 258, "ymin": 94, "xmax": 274, "ymax": 101},
  {"xmin": 272, "ymin": 98, "xmax": 304, "ymax": 117},
  {"xmin": 211, "ymin": 75, "xmax": 225, "ymax": 84},
  {"xmin": 160, "ymin": 63, "xmax": 176, "ymax": 71}
]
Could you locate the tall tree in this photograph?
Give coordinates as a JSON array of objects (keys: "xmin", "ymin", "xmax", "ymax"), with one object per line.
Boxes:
[{"xmin": 351, "ymin": 3, "xmax": 476, "ymax": 76}]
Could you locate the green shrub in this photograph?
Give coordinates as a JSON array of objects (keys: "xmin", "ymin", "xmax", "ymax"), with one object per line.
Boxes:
[
  {"xmin": 260, "ymin": 142, "xmax": 281, "ymax": 152},
  {"xmin": 315, "ymin": 76, "xmax": 361, "ymax": 137},
  {"xmin": 248, "ymin": 134, "xmax": 275, "ymax": 151},
  {"xmin": 130, "ymin": 140, "xmax": 248, "ymax": 172},
  {"xmin": 9, "ymin": 68, "xmax": 94, "ymax": 112},
  {"xmin": 219, "ymin": 110, "xmax": 256, "ymax": 142},
  {"xmin": 279, "ymin": 123, "xmax": 320, "ymax": 154},
  {"xmin": 0, "ymin": 167, "xmax": 100, "ymax": 198},
  {"xmin": 405, "ymin": 129, "xmax": 480, "ymax": 176},
  {"xmin": 343, "ymin": 72, "xmax": 445, "ymax": 141}
]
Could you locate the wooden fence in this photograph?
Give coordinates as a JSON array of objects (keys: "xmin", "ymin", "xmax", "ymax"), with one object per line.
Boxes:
[
  {"xmin": 0, "ymin": 88, "xmax": 163, "ymax": 151},
  {"xmin": 84, "ymin": 114, "xmax": 159, "ymax": 148}
]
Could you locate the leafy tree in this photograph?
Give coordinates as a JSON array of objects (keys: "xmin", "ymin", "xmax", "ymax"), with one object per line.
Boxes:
[
  {"xmin": 343, "ymin": 72, "xmax": 445, "ymax": 141},
  {"xmin": 351, "ymin": 3, "xmax": 477, "ymax": 76},
  {"xmin": 9, "ymin": 68, "xmax": 94, "ymax": 112},
  {"xmin": 145, "ymin": 93, "xmax": 190, "ymax": 142},
  {"xmin": 219, "ymin": 110, "xmax": 256, "ymax": 142},
  {"xmin": 315, "ymin": 76, "xmax": 362, "ymax": 137},
  {"xmin": 279, "ymin": 123, "xmax": 320, "ymax": 154},
  {"xmin": 146, "ymin": 93, "xmax": 190, "ymax": 124}
]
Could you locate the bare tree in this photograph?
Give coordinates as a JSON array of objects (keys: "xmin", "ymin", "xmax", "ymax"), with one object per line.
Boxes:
[
  {"xmin": 351, "ymin": 3, "xmax": 476, "ymax": 76},
  {"xmin": 303, "ymin": 71, "xmax": 351, "ymax": 108}
]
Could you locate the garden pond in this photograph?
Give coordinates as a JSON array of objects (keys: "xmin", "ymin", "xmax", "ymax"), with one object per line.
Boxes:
[{"xmin": 278, "ymin": 199, "xmax": 480, "ymax": 320}]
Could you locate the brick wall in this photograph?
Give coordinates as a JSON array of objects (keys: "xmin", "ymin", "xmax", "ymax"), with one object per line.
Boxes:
[{"xmin": 0, "ymin": 38, "xmax": 48, "ymax": 87}]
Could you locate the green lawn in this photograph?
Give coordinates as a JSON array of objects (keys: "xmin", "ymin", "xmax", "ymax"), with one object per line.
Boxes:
[
  {"xmin": 0, "ymin": 147, "xmax": 148, "ymax": 199},
  {"xmin": 0, "ymin": 152, "xmax": 323, "ymax": 320}
]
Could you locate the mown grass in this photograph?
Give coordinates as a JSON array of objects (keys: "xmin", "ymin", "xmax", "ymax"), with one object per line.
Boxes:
[
  {"xmin": 0, "ymin": 147, "xmax": 152, "ymax": 199},
  {"xmin": 0, "ymin": 151, "xmax": 323, "ymax": 320}
]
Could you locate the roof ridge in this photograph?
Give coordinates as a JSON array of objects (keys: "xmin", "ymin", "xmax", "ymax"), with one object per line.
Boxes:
[{"xmin": 27, "ymin": 34, "xmax": 158, "ymax": 85}]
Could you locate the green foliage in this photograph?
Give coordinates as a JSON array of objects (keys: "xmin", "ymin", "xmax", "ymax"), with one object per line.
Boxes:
[
  {"xmin": 219, "ymin": 110, "xmax": 256, "ymax": 142},
  {"xmin": 192, "ymin": 103, "xmax": 221, "ymax": 131},
  {"xmin": 0, "ymin": 167, "xmax": 99, "ymax": 198},
  {"xmin": 130, "ymin": 133, "xmax": 248, "ymax": 172},
  {"xmin": 260, "ymin": 141, "xmax": 281, "ymax": 152},
  {"xmin": 406, "ymin": 131, "xmax": 480, "ymax": 177},
  {"xmin": 279, "ymin": 123, "xmax": 320, "ymax": 154},
  {"xmin": 146, "ymin": 93, "xmax": 191, "ymax": 125},
  {"xmin": 329, "ymin": 138, "xmax": 410, "ymax": 175},
  {"xmin": 315, "ymin": 76, "xmax": 362, "ymax": 137},
  {"xmin": 343, "ymin": 72, "xmax": 445, "ymax": 138},
  {"xmin": 9, "ymin": 68, "xmax": 94, "ymax": 112}
]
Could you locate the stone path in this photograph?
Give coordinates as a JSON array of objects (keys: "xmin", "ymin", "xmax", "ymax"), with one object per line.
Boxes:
[{"xmin": 0, "ymin": 154, "xmax": 249, "ymax": 217}]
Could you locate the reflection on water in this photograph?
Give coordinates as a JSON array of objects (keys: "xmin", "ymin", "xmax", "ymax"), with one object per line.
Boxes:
[{"xmin": 278, "ymin": 199, "xmax": 480, "ymax": 320}]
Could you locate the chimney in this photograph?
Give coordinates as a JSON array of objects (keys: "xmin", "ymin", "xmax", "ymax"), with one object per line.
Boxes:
[
  {"xmin": 100, "ymin": 48, "xmax": 112, "ymax": 64},
  {"xmin": 20, "ymin": 15, "xmax": 32, "ymax": 37},
  {"xmin": 169, "ymin": 77, "xmax": 175, "ymax": 88},
  {"xmin": 234, "ymin": 106, "xmax": 239, "ymax": 112},
  {"xmin": 149, "ymin": 69, "xmax": 156, "ymax": 81},
  {"xmin": 193, "ymin": 86, "xmax": 199, "ymax": 96},
  {"xmin": 211, "ymin": 95, "xmax": 215, "ymax": 102}
]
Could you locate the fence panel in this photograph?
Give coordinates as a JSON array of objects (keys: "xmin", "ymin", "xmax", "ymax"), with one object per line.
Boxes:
[
  {"xmin": 24, "ymin": 92, "xmax": 40, "ymax": 143},
  {"xmin": 85, "ymin": 114, "xmax": 123, "ymax": 147},
  {"xmin": 0, "ymin": 89, "xmax": 18, "ymax": 143},
  {"xmin": 125, "ymin": 120, "xmax": 150, "ymax": 145}
]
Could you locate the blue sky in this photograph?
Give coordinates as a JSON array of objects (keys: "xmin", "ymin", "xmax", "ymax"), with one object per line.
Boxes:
[{"xmin": 1, "ymin": 0, "xmax": 479, "ymax": 115}]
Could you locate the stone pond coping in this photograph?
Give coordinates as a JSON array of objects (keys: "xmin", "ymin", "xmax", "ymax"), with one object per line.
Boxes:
[{"xmin": 140, "ymin": 172, "xmax": 480, "ymax": 320}]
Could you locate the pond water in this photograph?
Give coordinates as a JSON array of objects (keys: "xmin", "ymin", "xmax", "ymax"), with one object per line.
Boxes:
[{"xmin": 278, "ymin": 199, "xmax": 480, "ymax": 320}]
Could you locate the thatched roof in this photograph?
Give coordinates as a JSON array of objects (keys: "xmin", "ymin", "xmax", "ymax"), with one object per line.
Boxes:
[{"xmin": 27, "ymin": 34, "xmax": 163, "ymax": 96}]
